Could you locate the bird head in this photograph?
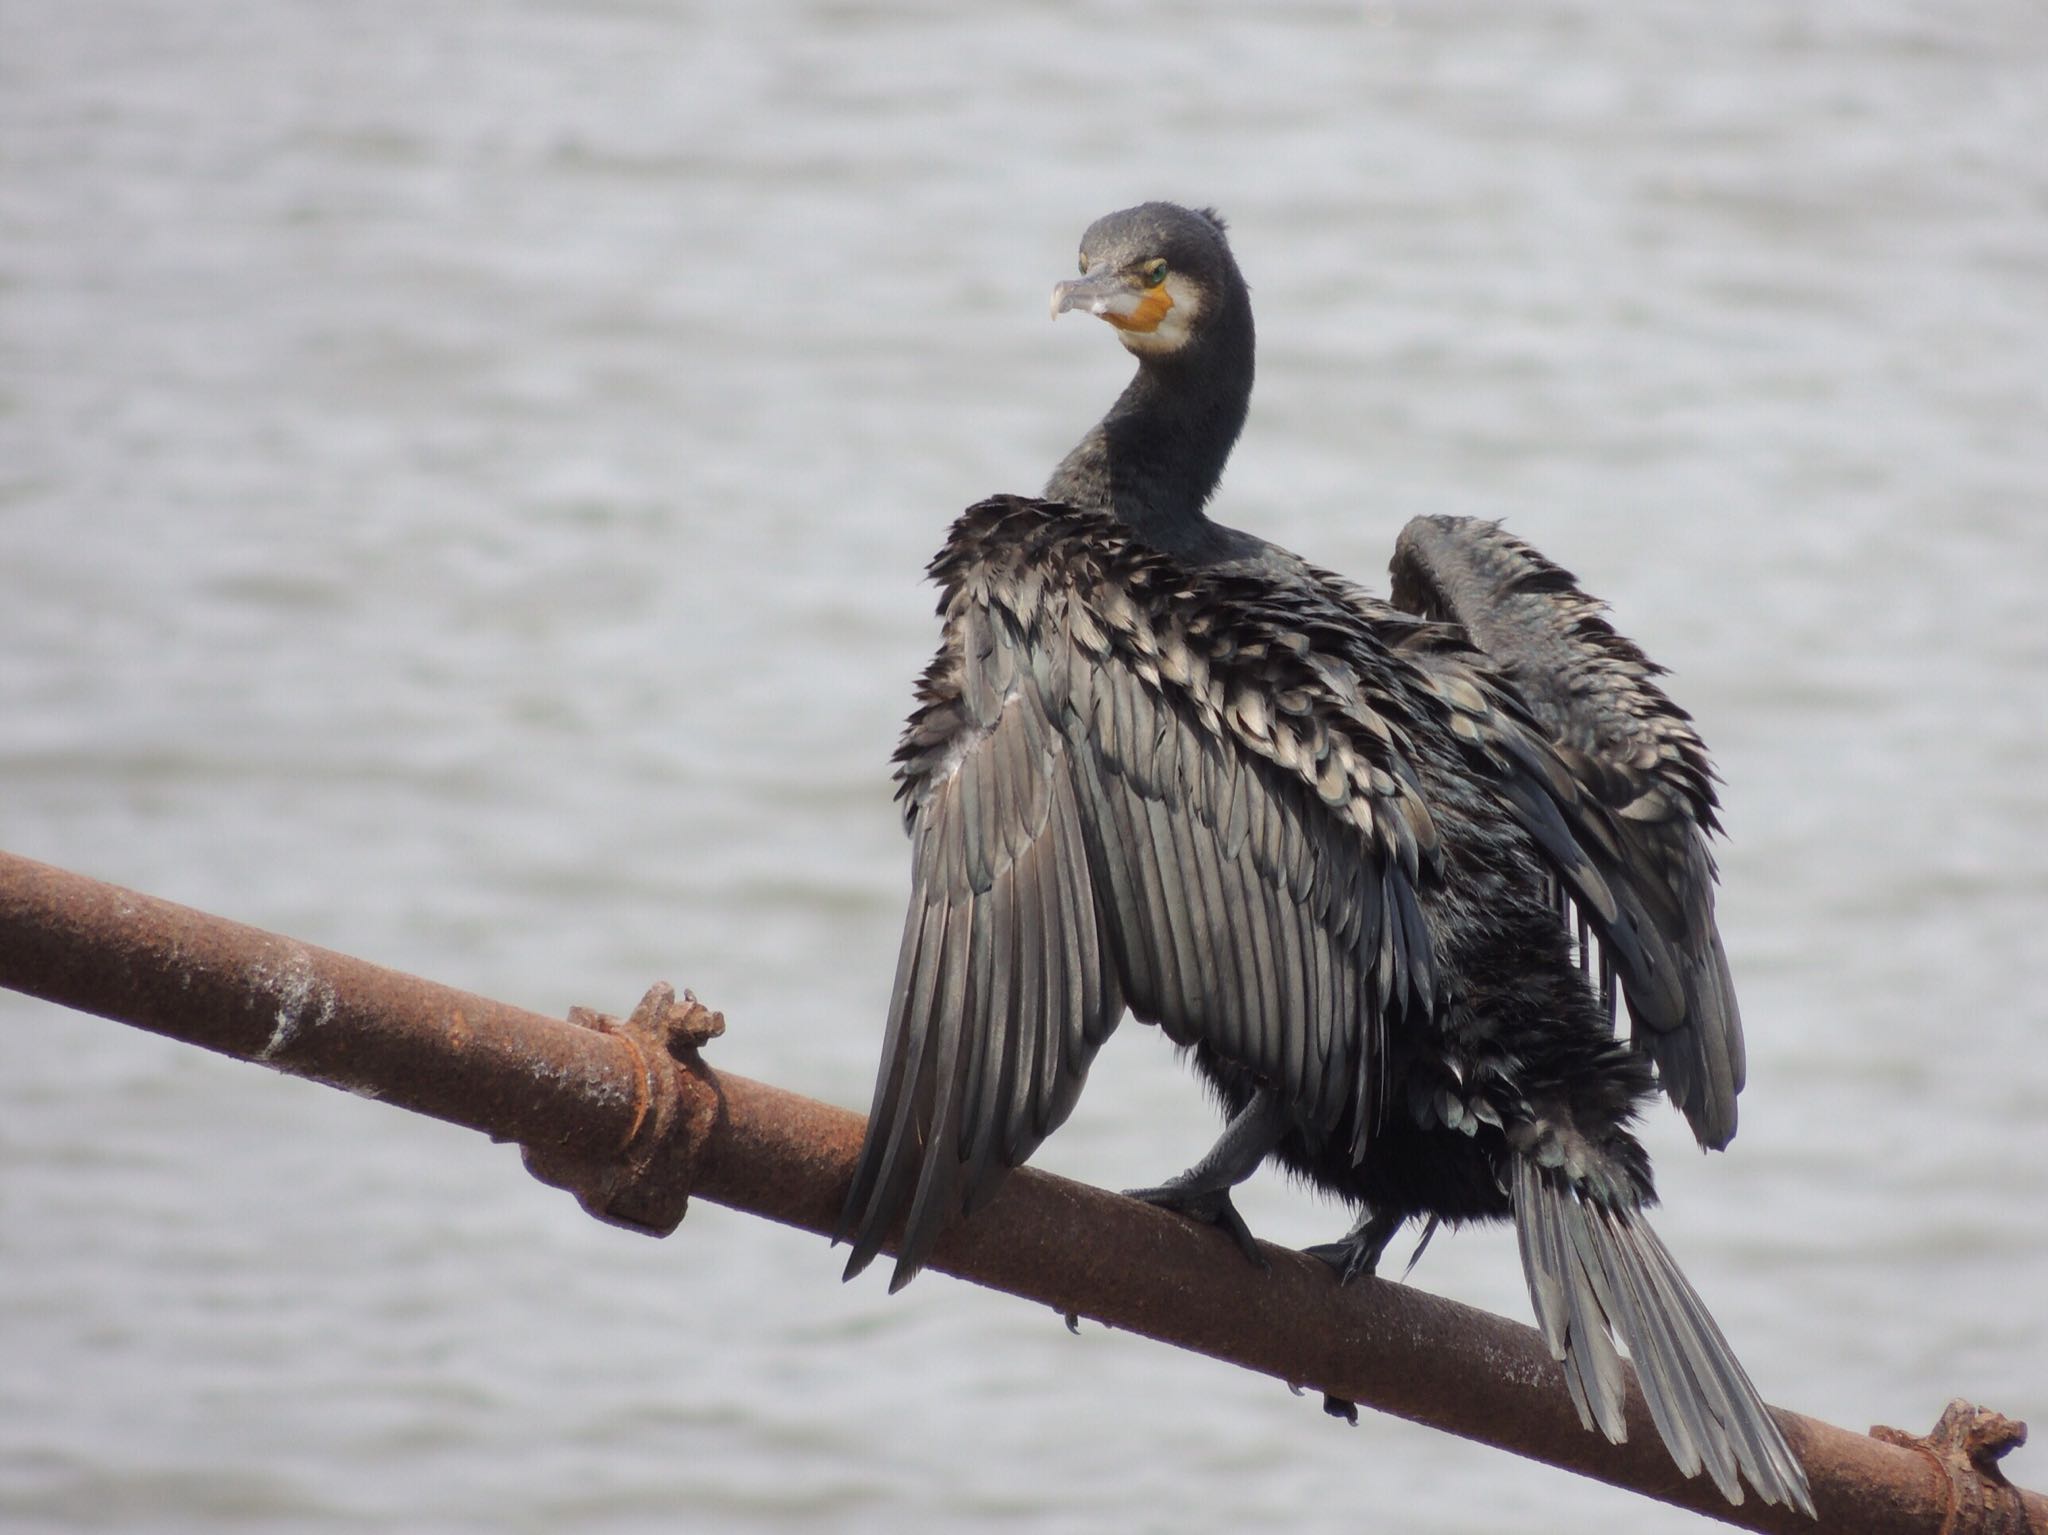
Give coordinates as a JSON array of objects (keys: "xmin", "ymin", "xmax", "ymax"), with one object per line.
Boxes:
[{"xmin": 1049, "ymin": 203, "xmax": 1242, "ymax": 360}]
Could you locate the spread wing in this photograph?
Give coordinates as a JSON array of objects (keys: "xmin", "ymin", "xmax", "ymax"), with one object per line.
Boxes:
[
  {"xmin": 836, "ymin": 588, "xmax": 1124, "ymax": 1291},
  {"xmin": 839, "ymin": 498, "xmax": 1446, "ymax": 1288},
  {"xmin": 1388, "ymin": 515, "xmax": 1744, "ymax": 1148}
]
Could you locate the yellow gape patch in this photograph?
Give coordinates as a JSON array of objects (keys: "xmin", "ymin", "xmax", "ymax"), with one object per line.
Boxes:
[
  {"xmin": 1112, "ymin": 272, "xmax": 1201, "ymax": 357},
  {"xmin": 1105, "ymin": 286, "xmax": 1173, "ymax": 333}
]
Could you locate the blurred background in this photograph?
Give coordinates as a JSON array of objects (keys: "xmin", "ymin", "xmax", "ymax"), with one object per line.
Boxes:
[{"xmin": 4, "ymin": 2, "xmax": 2045, "ymax": 1530}]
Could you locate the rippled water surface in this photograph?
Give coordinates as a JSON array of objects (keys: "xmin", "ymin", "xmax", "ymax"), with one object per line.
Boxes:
[{"xmin": 5, "ymin": 3, "xmax": 2046, "ymax": 1530}]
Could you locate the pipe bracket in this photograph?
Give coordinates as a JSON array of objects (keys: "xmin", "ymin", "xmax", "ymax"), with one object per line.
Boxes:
[
  {"xmin": 1873, "ymin": 1400, "xmax": 2031, "ymax": 1535},
  {"xmin": 521, "ymin": 983, "xmax": 725, "ymax": 1236}
]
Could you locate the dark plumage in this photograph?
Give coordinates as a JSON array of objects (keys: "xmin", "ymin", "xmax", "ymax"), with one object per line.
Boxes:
[{"xmin": 838, "ymin": 202, "xmax": 1810, "ymax": 1515}]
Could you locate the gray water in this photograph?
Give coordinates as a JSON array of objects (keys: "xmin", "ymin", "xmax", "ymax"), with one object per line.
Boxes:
[{"xmin": 4, "ymin": 2, "xmax": 2046, "ymax": 1530}]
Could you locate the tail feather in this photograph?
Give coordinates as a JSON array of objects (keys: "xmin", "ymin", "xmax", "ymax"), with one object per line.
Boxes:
[
  {"xmin": 1516, "ymin": 1167, "xmax": 1627, "ymax": 1440},
  {"xmin": 1511, "ymin": 1160, "xmax": 1814, "ymax": 1516}
]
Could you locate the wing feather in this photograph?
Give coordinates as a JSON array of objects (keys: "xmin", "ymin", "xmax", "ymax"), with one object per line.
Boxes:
[
  {"xmin": 1002, "ymin": 830, "xmax": 1049, "ymax": 1164},
  {"xmin": 1390, "ymin": 514, "xmax": 1745, "ymax": 1147},
  {"xmin": 960, "ymin": 870, "xmax": 1019, "ymax": 1201}
]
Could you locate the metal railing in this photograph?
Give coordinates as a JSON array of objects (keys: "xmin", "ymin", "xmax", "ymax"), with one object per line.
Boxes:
[{"xmin": 1, "ymin": 847, "xmax": 2037, "ymax": 1534}]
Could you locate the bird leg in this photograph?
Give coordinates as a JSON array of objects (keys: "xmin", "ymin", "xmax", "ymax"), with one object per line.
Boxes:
[{"xmin": 1123, "ymin": 1088, "xmax": 1291, "ymax": 1269}]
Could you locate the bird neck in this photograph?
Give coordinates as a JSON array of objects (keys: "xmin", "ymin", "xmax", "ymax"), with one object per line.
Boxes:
[{"xmin": 1044, "ymin": 296, "xmax": 1254, "ymax": 560}]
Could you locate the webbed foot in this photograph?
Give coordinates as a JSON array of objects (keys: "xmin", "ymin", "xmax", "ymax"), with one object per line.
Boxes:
[
  {"xmin": 1124, "ymin": 1180, "xmax": 1268, "ymax": 1270},
  {"xmin": 1303, "ymin": 1208, "xmax": 1407, "ymax": 1285}
]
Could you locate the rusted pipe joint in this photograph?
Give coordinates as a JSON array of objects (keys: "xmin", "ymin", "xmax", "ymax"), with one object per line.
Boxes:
[
  {"xmin": 1873, "ymin": 1400, "xmax": 2032, "ymax": 1535},
  {"xmin": 521, "ymin": 983, "xmax": 725, "ymax": 1236}
]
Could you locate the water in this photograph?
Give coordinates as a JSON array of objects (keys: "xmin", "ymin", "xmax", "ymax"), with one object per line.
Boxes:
[{"xmin": 4, "ymin": 2, "xmax": 2045, "ymax": 1529}]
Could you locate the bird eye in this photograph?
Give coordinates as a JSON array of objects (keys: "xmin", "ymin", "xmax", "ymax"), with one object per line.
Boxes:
[{"xmin": 1143, "ymin": 259, "xmax": 1168, "ymax": 288}]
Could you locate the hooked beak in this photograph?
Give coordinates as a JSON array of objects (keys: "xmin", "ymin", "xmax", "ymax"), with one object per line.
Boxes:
[{"xmin": 1050, "ymin": 267, "xmax": 1145, "ymax": 323}]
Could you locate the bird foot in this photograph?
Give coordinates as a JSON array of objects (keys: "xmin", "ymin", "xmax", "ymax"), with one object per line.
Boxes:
[
  {"xmin": 1303, "ymin": 1236, "xmax": 1383, "ymax": 1286},
  {"xmin": 1303, "ymin": 1208, "xmax": 1412, "ymax": 1286},
  {"xmin": 1124, "ymin": 1181, "xmax": 1268, "ymax": 1270}
]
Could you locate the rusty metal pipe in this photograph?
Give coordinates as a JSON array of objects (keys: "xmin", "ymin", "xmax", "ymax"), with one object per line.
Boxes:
[
  {"xmin": 0, "ymin": 849, "xmax": 651, "ymax": 1160},
  {"xmin": 1, "ymin": 847, "xmax": 2039, "ymax": 1534}
]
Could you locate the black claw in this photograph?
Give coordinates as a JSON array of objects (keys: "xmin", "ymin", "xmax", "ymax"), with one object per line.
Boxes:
[
  {"xmin": 1125, "ymin": 1183, "xmax": 1269, "ymax": 1270},
  {"xmin": 1209, "ymin": 1192, "xmax": 1267, "ymax": 1269},
  {"xmin": 1322, "ymin": 1394, "xmax": 1359, "ymax": 1426}
]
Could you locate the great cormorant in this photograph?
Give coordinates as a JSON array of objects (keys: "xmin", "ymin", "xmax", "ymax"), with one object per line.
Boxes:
[{"xmin": 837, "ymin": 202, "xmax": 1811, "ymax": 1515}]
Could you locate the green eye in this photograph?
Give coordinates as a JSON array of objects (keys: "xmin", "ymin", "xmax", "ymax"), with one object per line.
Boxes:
[
  {"xmin": 1143, "ymin": 259, "xmax": 1168, "ymax": 288},
  {"xmin": 1078, "ymin": 253, "xmax": 1088, "ymax": 275}
]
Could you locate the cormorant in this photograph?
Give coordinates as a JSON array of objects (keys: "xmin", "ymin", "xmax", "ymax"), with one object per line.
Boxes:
[{"xmin": 838, "ymin": 202, "xmax": 1811, "ymax": 1515}]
